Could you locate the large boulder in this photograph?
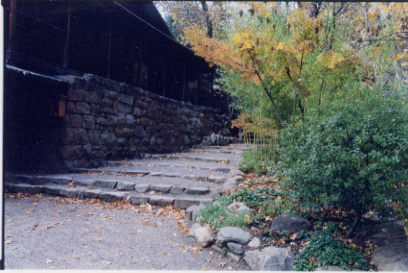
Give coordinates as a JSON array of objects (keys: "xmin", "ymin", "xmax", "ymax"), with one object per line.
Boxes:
[
  {"xmin": 370, "ymin": 221, "xmax": 407, "ymax": 247},
  {"xmin": 194, "ymin": 227, "xmax": 214, "ymax": 247},
  {"xmin": 369, "ymin": 220, "xmax": 408, "ymax": 271},
  {"xmin": 244, "ymin": 246, "xmax": 294, "ymax": 271},
  {"xmin": 216, "ymin": 227, "xmax": 251, "ymax": 247},
  {"xmin": 372, "ymin": 243, "xmax": 408, "ymax": 271},
  {"xmin": 271, "ymin": 214, "xmax": 312, "ymax": 233}
]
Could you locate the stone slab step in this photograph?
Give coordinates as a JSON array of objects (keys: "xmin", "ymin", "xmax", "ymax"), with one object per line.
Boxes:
[
  {"xmin": 68, "ymin": 165, "xmax": 228, "ymax": 182},
  {"xmin": 5, "ymin": 182, "xmax": 212, "ymax": 208},
  {"xmin": 6, "ymin": 177, "xmax": 215, "ymax": 197},
  {"xmin": 150, "ymin": 154, "xmax": 230, "ymax": 164},
  {"xmin": 127, "ymin": 193, "xmax": 211, "ymax": 209},
  {"xmin": 187, "ymin": 149, "xmax": 233, "ymax": 154},
  {"xmin": 131, "ymin": 162, "xmax": 231, "ymax": 174},
  {"xmin": 11, "ymin": 173, "xmax": 222, "ymax": 190},
  {"xmin": 194, "ymin": 145, "xmax": 250, "ymax": 151},
  {"xmin": 72, "ymin": 158, "xmax": 232, "ymax": 174}
]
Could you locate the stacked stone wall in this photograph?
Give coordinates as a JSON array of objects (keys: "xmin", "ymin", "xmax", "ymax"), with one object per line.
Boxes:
[{"xmin": 60, "ymin": 74, "xmax": 230, "ymax": 169}]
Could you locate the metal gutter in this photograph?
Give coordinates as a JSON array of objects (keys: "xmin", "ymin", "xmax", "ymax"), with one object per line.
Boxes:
[{"xmin": 6, "ymin": 64, "xmax": 70, "ymax": 83}]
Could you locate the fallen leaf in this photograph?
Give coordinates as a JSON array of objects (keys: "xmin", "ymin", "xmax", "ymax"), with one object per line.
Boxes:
[
  {"xmin": 290, "ymin": 233, "xmax": 298, "ymax": 240},
  {"xmin": 30, "ymin": 222, "xmax": 39, "ymax": 231},
  {"xmin": 5, "ymin": 240, "xmax": 12, "ymax": 245}
]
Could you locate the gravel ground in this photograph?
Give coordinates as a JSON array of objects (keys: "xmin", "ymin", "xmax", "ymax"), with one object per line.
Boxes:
[{"xmin": 4, "ymin": 194, "xmax": 250, "ymax": 270}]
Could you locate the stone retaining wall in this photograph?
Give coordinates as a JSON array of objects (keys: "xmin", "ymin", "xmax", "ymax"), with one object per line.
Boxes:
[{"xmin": 60, "ymin": 74, "xmax": 230, "ymax": 169}]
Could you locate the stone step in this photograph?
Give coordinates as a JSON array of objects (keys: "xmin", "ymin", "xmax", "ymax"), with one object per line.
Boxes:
[
  {"xmin": 131, "ymin": 161, "xmax": 231, "ymax": 173},
  {"xmin": 149, "ymin": 154, "xmax": 231, "ymax": 164},
  {"xmin": 5, "ymin": 182, "xmax": 212, "ymax": 209},
  {"xmin": 187, "ymin": 148, "xmax": 233, "ymax": 154},
  {"xmin": 4, "ymin": 144, "xmax": 250, "ymax": 211},
  {"xmin": 6, "ymin": 177, "xmax": 216, "ymax": 197},
  {"xmin": 35, "ymin": 173, "xmax": 221, "ymax": 188},
  {"xmin": 67, "ymin": 166, "xmax": 228, "ymax": 183},
  {"xmin": 194, "ymin": 145, "xmax": 250, "ymax": 151}
]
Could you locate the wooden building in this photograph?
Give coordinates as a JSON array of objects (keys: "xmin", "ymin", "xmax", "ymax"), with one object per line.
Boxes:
[
  {"xmin": 3, "ymin": 0, "xmax": 226, "ymax": 172},
  {"xmin": 4, "ymin": 0, "xmax": 220, "ymax": 102}
]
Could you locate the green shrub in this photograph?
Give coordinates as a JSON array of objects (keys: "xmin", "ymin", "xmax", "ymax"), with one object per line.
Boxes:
[
  {"xmin": 239, "ymin": 150, "xmax": 275, "ymax": 174},
  {"xmin": 292, "ymin": 222, "xmax": 371, "ymax": 271},
  {"xmin": 278, "ymin": 94, "xmax": 408, "ymax": 234},
  {"xmin": 239, "ymin": 150, "xmax": 258, "ymax": 173},
  {"xmin": 195, "ymin": 201, "xmax": 252, "ymax": 231},
  {"xmin": 223, "ymin": 188, "xmax": 280, "ymax": 206},
  {"xmin": 256, "ymin": 198, "xmax": 298, "ymax": 219}
]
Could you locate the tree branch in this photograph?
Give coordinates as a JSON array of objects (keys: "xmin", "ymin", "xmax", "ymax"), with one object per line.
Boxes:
[{"xmin": 248, "ymin": 51, "xmax": 287, "ymax": 127}]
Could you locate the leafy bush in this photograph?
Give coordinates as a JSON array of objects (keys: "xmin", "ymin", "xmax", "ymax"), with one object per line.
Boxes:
[
  {"xmin": 279, "ymin": 94, "xmax": 408, "ymax": 234},
  {"xmin": 239, "ymin": 150, "xmax": 275, "ymax": 174},
  {"xmin": 292, "ymin": 222, "xmax": 371, "ymax": 271},
  {"xmin": 239, "ymin": 150, "xmax": 258, "ymax": 173},
  {"xmin": 223, "ymin": 188, "xmax": 280, "ymax": 206},
  {"xmin": 195, "ymin": 201, "xmax": 252, "ymax": 231},
  {"xmin": 256, "ymin": 198, "xmax": 298, "ymax": 219}
]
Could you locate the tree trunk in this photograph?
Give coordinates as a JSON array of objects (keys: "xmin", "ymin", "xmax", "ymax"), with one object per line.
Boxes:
[
  {"xmin": 200, "ymin": 1, "xmax": 213, "ymax": 38},
  {"xmin": 309, "ymin": 2, "xmax": 322, "ymax": 18},
  {"xmin": 346, "ymin": 211, "xmax": 362, "ymax": 238}
]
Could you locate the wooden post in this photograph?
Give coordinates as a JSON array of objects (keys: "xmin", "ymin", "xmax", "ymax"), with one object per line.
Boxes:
[
  {"xmin": 197, "ymin": 74, "xmax": 201, "ymax": 105},
  {"xmin": 182, "ymin": 60, "xmax": 186, "ymax": 101},
  {"xmin": 139, "ymin": 32, "xmax": 143, "ymax": 87},
  {"xmin": 8, "ymin": 0, "xmax": 17, "ymax": 51},
  {"xmin": 63, "ymin": 0, "xmax": 71, "ymax": 67},
  {"xmin": 106, "ymin": 17, "xmax": 112, "ymax": 79},
  {"xmin": 0, "ymin": 2, "xmax": 5, "ymax": 269},
  {"xmin": 162, "ymin": 57, "xmax": 166, "ymax": 97}
]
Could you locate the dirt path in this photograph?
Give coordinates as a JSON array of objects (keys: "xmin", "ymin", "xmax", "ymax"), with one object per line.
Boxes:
[{"xmin": 4, "ymin": 194, "xmax": 250, "ymax": 270}]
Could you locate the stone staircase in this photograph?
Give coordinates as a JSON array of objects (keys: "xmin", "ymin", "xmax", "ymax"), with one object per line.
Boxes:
[{"xmin": 5, "ymin": 144, "xmax": 247, "ymax": 209}]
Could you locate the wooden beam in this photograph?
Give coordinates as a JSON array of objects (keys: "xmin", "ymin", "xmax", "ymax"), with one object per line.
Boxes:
[
  {"xmin": 0, "ymin": 3, "xmax": 5, "ymax": 269},
  {"xmin": 182, "ymin": 60, "xmax": 186, "ymax": 101},
  {"xmin": 8, "ymin": 0, "xmax": 17, "ymax": 51},
  {"xmin": 106, "ymin": 17, "xmax": 112, "ymax": 79},
  {"xmin": 197, "ymin": 74, "xmax": 201, "ymax": 105},
  {"xmin": 162, "ymin": 57, "xmax": 166, "ymax": 97},
  {"xmin": 63, "ymin": 0, "xmax": 71, "ymax": 67}
]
